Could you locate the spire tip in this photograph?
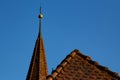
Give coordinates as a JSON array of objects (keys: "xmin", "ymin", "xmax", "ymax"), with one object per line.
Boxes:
[{"xmin": 38, "ymin": 6, "xmax": 43, "ymax": 19}]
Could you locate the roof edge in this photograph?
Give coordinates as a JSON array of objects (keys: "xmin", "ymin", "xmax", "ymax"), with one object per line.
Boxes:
[{"xmin": 47, "ymin": 49, "xmax": 120, "ymax": 79}]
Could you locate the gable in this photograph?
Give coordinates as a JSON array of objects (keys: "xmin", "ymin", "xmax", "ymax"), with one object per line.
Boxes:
[{"xmin": 47, "ymin": 49, "xmax": 120, "ymax": 80}]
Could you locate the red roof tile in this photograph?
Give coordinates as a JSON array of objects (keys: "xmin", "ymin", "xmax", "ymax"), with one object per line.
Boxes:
[{"xmin": 47, "ymin": 49, "xmax": 120, "ymax": 80}]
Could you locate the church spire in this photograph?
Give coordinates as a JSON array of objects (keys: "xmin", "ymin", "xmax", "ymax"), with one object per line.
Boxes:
[{"xmin": 26, "ymin": 7, "xmax": 48, "ymax": 80}]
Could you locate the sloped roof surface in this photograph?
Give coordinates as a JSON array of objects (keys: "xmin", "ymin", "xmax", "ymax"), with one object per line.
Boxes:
[
  {"xmin": 47, "ymin": 49, "xmax": 120, "ymax": 80},
  {"xmin": 26, "ymin": 35, "xmax": 48, "ymax": 80}
]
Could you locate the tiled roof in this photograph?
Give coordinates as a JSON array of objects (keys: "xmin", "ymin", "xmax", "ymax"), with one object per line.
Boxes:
[
  {"xmin": 26, "ymin": 35, "xmax": 48, "ymax": 80},
  {"xmin": 47, "ymin": 49, "xmax": 120, "ymax": 80}
]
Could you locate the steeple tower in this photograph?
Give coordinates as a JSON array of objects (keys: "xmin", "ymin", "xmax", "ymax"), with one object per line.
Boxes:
[{"xmin": 26, "ymin": 7, "xmax": 48, "ymax": 80}]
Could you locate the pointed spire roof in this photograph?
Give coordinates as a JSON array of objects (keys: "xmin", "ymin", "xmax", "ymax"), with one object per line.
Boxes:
[{"xmin": 26, "ymin": 7, "xmax": 48, "ymax": 80}]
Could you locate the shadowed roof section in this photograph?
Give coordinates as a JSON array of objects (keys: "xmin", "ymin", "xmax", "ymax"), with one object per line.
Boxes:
[{"xmin": 47, "ymin": 49, "xmax": 120, "ymax": 80}]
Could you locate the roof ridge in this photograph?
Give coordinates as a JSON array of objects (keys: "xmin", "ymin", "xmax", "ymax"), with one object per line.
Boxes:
[{"xmin": 47, "ymin": 49, "xmax": 120, "ymax": 80}]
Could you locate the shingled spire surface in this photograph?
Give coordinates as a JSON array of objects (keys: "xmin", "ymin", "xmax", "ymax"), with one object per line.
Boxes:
[{"xmin": 26, "ymin": 7, "xmax": 48, "ymax": 80}]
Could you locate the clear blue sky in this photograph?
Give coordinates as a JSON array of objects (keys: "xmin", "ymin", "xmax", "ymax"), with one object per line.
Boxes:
[{"xmin": 0, "ymin": 0, "xmax": 120, "ymax": 80}]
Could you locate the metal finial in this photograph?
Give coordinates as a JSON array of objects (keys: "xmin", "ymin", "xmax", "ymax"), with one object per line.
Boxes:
[
  {"xmin": 38, "ymin": 6, "xmax": 43, "ymax": 36},
  {"xmin": 39, "ymin": 7, "xmax": 43, "ymax": 19}
]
